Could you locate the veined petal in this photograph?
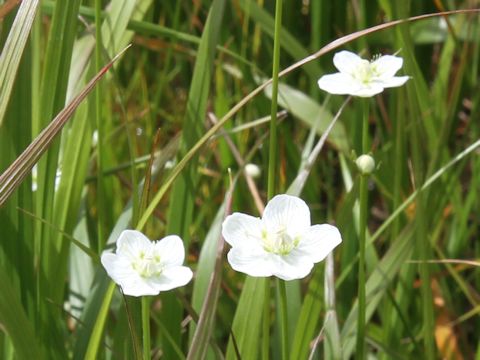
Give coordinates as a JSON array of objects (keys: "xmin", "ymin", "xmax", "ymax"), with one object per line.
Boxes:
[
  {"xmin": 263, "ymin": 194, "xmax": 311, "ymax": 236},
  {"xmin": 372, "ymin": 55, "xmax": 404, "ymax": 79},
  {"xmin": 227, "ymin": 247, "xmax": 273, "ymax": 277},
  {"xmin": 117, "ymin": 230, "xmax": 152, "ymax": 259},
  {"xmin": 222, "ymin": 213, "xmax": 263, "ymax": 247},
  {"xmin": 318, "ymin": 73, "xmax": 361, "ymax": 95},
  {"xmin": 153, "ymin": 235, "xmax": 185, "ymax": 266},
  {"xmin": 270, "ymin": 254, "xmax": 314, "ymax": 281},
  {"xmin": 296, "ymin": 224, "xmax": 342, "ymax": 263},
  {"xmin": 380, "ymin": 75, "xmax": 409, "ymax": 88},
  {"xmin": 333, "ymin": 50, "xmax": 365, "ymax": 74},
  {"xmin": 148, "ymin": 266, "xmax": 193, "ymax": 291}
]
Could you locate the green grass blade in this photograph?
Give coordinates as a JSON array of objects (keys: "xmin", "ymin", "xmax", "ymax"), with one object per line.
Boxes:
[
  {"xmin": 0, "ymin": 269, "xmax": 41, "ymax": 358},
  {"xmin": 0, "ymin": 0, "xmax": 39, "ymax": 127},
  {"xmin": 0, "ymin": 47, "xmax": 129, "ymax": 207}
]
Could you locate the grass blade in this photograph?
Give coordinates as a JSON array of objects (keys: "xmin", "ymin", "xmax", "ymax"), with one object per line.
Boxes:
[{"xmin": 0, "ymin": 45, "xmax": 130, "ymax": 207}]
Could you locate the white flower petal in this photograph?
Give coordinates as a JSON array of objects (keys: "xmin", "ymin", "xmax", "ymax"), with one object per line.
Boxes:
[
  {"xmin": 318, "ymin": 73, "xmax": 360, "ymax": 95},
  {"xmin": 263, "ymin": 194, "xmax": 310, "ymax": 236},
  {"xmin": 101, "ymin": 253, "xmax": 130, "ymax": 281},
  {"xmin": 117, "ymin": 230, "xmax": 152, "ymax": 258},
  {"xmin": 222, "ymin": 213, "xmax": 263, "ymax": 247},
  {"xmin": 333, "ymin": 50, "xmax": 365, "ymax": 74},
  {"xmin": 296, "ymin": 224, "xmax": 342, "ymax": 263},
  {"xmin": 121, "ymin": 278, "xmax": 160, "ymax": 297},
  {"xmin": 350, "ymin": 82, "xmax": 385, "ymax": 97},
  {"xmin": 153, "ymin": 235, "xmax": 185, "ymax": 267},
  {"xmin": 380, "ymin": 75, "xmax": 409, "ymax": 89},
  {"xmin": 227, "ymin": 247, "xmax": 273, "ymax": 277},
  {"xmin": 270, "ymin": 254, "xmax": 314, "ymax": 281},
  {"xmin": 372, "ymin": 55, "xmax": 404, "ymax": 79},
  {"xmin": 148, "ymin": 266, "xmax": 193, "ymax": 291}
]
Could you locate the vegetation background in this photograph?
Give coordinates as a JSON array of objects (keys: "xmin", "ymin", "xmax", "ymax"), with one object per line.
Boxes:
[{"xmin": 0, "ymin": 0, "xmax": 479, "ymax": 359}]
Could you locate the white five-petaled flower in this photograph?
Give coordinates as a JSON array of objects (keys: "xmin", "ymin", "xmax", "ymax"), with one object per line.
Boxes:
[
  {"xmin": 101, "ymin": 230, "xmax": 193, "ymax": 297},
  {"xmin": 318, "ymin": 50, "xmax": 409, "ymax": 97},
  {"xmin": 222, "ymin": 194, "xmax": 342, "ymax": 281}
]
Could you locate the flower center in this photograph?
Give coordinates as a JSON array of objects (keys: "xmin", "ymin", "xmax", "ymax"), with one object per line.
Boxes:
[
  {"xmin": 262, "ymin": 226, "xmax": 299, "ymax": 255},
  {"xmin": 131, "ymin": 251, "xmax": 163, "ymax": 278},
  {"xmin": 352, "ymin": 60, "xmax": 375, "ymax": 84}
]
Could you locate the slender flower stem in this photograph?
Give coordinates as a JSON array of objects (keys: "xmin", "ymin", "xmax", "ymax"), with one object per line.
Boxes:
[
  {"xmin": 267, "ymin": 0, "xmax": 282, "ymax": 200},
  {"xmin": 142, "ymin": 296, "xmax": 151, "ymax": 360},
  {"xmin": 264, "ymin": 0, "xmax": 283, "ymax": 358},
  {"xmin": 277, "ymin": 279, "xmax": 289, "ymax": 360},
  {"xmin": 362, "ymin": 99, "xmax": 370, "ymax": 153},
  {"xmin": 262, "ymin": 279, "xmax": 270, "ymax": 360},
  {"xmin": 356, "ymin": 98, "xmax": 370, "ymax": 359}
]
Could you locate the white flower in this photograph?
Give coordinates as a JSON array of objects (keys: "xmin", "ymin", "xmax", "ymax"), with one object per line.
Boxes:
[
  {"xmin": 222, "ymin": 194, "xmax": 342, "ymax": 281},
  {"xmin": 101, "ymin": 230, "xmax": 193, "ymax": 297},
  {"xmin": 318, "ymin": 50, "xmax": 409, "ymax": 97}
]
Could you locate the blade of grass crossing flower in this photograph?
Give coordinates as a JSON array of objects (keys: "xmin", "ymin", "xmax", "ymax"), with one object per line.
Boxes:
[
  {"xmin": 0, "ymin": 0, "xmax": 39, "ymax": 127},
  {"xmin": 73, "ymin": 203, "xmax": 133, "ymax": 358},
  {"xmin": 159, "ymin": 1, "xmax": 225, "ymax": 357},
  {"xmin": 84, "ymin": 281, "xmax": 116, "ymax": 359},
  {"xmin": 187, "ymin": 184, "xmax": 232, "ymax": 360}
]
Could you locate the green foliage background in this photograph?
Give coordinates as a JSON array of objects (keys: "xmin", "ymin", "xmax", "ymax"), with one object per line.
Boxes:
[{"xmin": 0, "ymin": 0, "xmax": 479, "ymax": 359}]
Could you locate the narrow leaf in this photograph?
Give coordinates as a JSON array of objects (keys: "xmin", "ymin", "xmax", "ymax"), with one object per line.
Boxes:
[{"xmin": 0, "ymin": 45, "xmax": 130, "ymax": 207}]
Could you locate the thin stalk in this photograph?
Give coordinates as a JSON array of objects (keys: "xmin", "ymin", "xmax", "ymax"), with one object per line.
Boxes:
[
  {"xmin": 356, "ymin": 174, "xmax": 368, "ymax": 359},
  {"xmin": 277, "ymin": 279, "xmax": 288, "ymax": 360},
  {"xmin": 362, "ymin": 99, "xmax": 370, "ymax": 153},
  {"xmin": 356, "ymin": 98, "xmax": 370, "ymax": 359},
  {"xmin": 264, "ymin": 1, "xmax": 283, "ymax": 358},
  {"xmin": 262, "ymin": 279, "xmax": 271, "ymax": 360},
  {"xmin": 267, "ymin": 0, "xmax": 282, "ymax": 200},
  {"xmin": 142, "ymin": 297, "xmax": 151, "ymax": 360},
  {"xmin": 94, "ymin": 0, "xmax": 105, "ymax": 251}
]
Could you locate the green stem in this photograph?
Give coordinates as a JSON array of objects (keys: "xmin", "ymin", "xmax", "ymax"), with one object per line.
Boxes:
[
  {"xmin": 356, "ymin": 98, "xmax": 370, "ymax": 359},
  {"xmin": 356, "ymin": 174, "xmax": 367, "ymax": 360},
  {"xmin": 362, "ymin": 99, "xmax": 370, "ymax": 153},
  {"xmin": 94, "ymin": 0, "xmax": 105, "ymax": 251},
  {"xmin": 267, "ymin": 0, "xmax": 282, "ymax": 200},
  {"xmin": 278, "ymin": 279, "xmax": 289, "ymax": 360},
  {"xmin": 264, "ymin": 1, "xmax": 283, "ymax": 358},
  {"xmin": 142, "ymin": 297, "xmax": 151, "ymax": 360},
  {"xmin": 262, "ymin": 279, "xmax": 270, "ymax": 360}
]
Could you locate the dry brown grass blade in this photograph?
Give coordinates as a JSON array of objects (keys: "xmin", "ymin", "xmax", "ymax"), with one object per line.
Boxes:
[{"xmin": 0, "ymin": 45, "xmax": 131, "ymax": 208}]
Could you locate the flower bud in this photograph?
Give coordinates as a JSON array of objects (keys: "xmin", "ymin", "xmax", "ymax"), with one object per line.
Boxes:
[
  {"xmin": 356, "ymin": 154, "xmax": 375, "ymax": 175},
  {"xmin": 245, "ymin": 163, "xmax": 261, "ymax": 178}
]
